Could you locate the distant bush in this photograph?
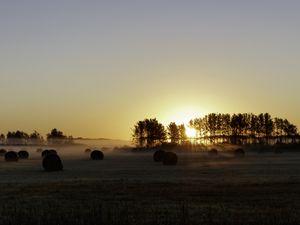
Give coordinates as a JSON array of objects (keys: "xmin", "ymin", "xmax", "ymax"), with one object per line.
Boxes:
[
  {"xmin": 234, "ymin": 148, "xmax": 245, "ymax": 157},
  {"xmin": 90, "ymin": 150, "xmax": 104, "ymax": 160},
  {"xmin": 163, "ymin": 152, "xmax": 178, "ymax": 165},
  {"xmin": 153, "ymin": 150, "xmax": 165, "ymax": 162},
  {"xmin": 0, "ymin": 148, "xmax": 7, "ymax": 156},
  {"xmin": 42, "ymin": 154, "xmax": 63, "ymax": 172},
  {"xmin": 5, "ymin": 151, "xmax": 19, "ymax": 162},
  {"xmin": 208, "ymin": 148, "xmax": 218, "ymax": 156},
  {"xmin": 18, "ymin": 150, "xmax": 29, "ymax": 159}
]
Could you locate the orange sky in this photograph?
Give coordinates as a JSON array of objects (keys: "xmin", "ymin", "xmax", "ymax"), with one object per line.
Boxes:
[{"xmin": 0, "ymin": 1, "xmax": 300, "ymax": 140}]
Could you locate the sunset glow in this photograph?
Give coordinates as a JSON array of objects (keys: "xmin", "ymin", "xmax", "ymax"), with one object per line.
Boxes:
[
  {"xmin": 185, "ymin": 126, "xmax": 197, "ymax": 139},
  {"xmin": 0, "ymin": 1, "xmax": 299, "ymax": 140}
]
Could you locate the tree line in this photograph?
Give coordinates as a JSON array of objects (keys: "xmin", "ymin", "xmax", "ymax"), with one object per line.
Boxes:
[
  {"xmin": 132, "ymin": 113, "xmax": 299, "ymax": 147},
  {"xmin": 0, "ymin": 128, "xmax": 73, "ymax": 145}
]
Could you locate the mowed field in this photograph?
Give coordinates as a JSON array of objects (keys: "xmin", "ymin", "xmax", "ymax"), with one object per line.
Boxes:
[{"xmin": 0, "ymin": 145, "xmax": 300, "ymax": 225}]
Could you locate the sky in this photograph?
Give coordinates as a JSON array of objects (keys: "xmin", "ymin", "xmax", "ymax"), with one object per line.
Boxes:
[{"xmin": 0, "ymin": 0, "xmax": 300, "ymax": 140}]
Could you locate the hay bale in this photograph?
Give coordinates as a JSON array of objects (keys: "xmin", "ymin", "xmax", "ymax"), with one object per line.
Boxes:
[
  {"xmin": 234, "ymin": 148, "xmax": 245, "ymax": 157},
  {"xmin": 41, "ymin": 150, "xmax": 50, "ymax": 157},
  {"xmin": 153, "ymin": 150, "xmax": 166, "ymax": 162},
  {"xmin": 208, "ymin": 148, "xmax": 218, "ymax": 156},
  {"xmin": 90, "ymin": 150, "xmax": 104, "ymax": 160},
  {"xmin": 85, "ymin": 148, "xmax": 91, "ymax": 153},
  {"xmin": 36, "ymin": 148, "xmax": 43, "ymax": 153},
  {"xmin": 4, "ymin": 151, "xmax": 19, "ymax": 162},
  {"xmin": 42, "ymin": 149, "xmax": 57, "ymax": 158},
  {"xmin": 49, "ymin": 149, "xmax": 57, "ymax": 155},
  {"xmin": 162, "ymin": 152, "xmax": 178, "ymax": 165},
  {"xmin": 42, "ymin": 154, "xmax": 63, "ymax": 172},
  {"xmin": 18, "ymin": 150, "xmax": 29, "ymax": 159},
  {"xmin": 0, "ymin": 149, "xmax": 7, "ymax": 156}
]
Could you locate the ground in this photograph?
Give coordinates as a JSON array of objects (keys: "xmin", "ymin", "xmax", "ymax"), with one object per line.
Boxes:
[{"xmin": 0, "ymin": 145, "xmax": 299, "ymax": 225}]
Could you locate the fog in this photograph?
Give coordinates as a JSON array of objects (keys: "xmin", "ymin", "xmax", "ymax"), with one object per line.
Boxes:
[{"xmin": 1, "ymin": 141, "xmax": 300, "ymax": 185}]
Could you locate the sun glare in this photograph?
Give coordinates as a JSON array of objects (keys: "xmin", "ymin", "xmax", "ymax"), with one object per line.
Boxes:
[
  {"xmin": 185, "ymin": 126, "xmax": 197, "ymax": 138},
  {"xmin": 160, "ymin": 105, "xmax": 207, "ymax": 139}
]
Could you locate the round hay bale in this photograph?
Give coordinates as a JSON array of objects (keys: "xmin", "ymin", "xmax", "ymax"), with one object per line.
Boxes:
[
  {"xmin": 153, "ymin": 150, "xmax": 165, "ymax": 162},
  {"xmin": 49, "ymin": 149, "xmax": 57, "ymax": 155},
  {"xmin": 208, "ymin": 148, "xmax": 218, "ymax": 156},
  {"xmin": 42, "ymin": 154, "xmax": 63, "ymax": 172},
  {"xmin": 4, "ymin": 151, "xmax": 19, "ymax": 162},
  {"xmin": 36, "ymin": 148, "xmax": 43, "ymax": 153},
  {"xmin": 18, "ymin": 150, "xmax": 29, "ymax": 159},
  {"xmin": 90, "ymin": 150, "xmax": 104, "ymax": 160},
  {"xmin": 162, "ymin": 152, "xmax": 178, "ymax": 165},
  {"xmin": 42, "ymin": 149, "xmax": 57, "ymax": 158},
  {"xmin": 41, "ymin": 150, "xmax": 50, "ymax": 158},
  {"xmin": 0, "ymin": 148, "xmax": 7, "ymax": 156},
  {"xmin": 85, "ymin": 148, "xmax": 91, "ymax": 153},
  {"xmin": 234, "ymin": 148, "xmax": 245, "ymax": 157}
]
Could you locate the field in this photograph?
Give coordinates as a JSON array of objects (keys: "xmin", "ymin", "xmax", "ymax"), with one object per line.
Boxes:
[{"xmin": 0, "ymin": 143, "xmax": 300, "ymax": 225}]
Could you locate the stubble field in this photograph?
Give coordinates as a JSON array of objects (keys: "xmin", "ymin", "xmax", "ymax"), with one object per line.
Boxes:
[{"xmin": 0, "ymin": 144, "xmax": 299, "ymax": 225}]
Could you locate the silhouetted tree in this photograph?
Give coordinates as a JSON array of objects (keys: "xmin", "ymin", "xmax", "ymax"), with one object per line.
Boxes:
[
  {"xmin": 220, "ymin": 114, "xmax": 231, "ymax": 138},
  {"xmin": 230, "ymin": 114, "xmax": 243, "ymax": 144},
  {"xmin": 257, "ymin": 113, "xmax": 265, "ymax": 138},
  {"xmin": 282, "ymin": 119, "xmax": 298, "ymax": 143},
  {"xmin": 167, "ymin": 122, "xmax": 180, "ymax": 144},
  {"xmin": 249, "ymin": 114, "xmax": 259, "ymax": 143},
  {"xmin": 274, "ymin": 117, "xmax": 285, "ymax": 140},
  {"xmin": 0, "ymin": 134, "xmax": 5, "ymax": 144},
  {"xmin": 190, "ymin": 118, "xmax": 207, "ymax": 144},
  {"xmin": 132, "ymin": 113, "xmax": 298, "ymax": 147},
  {"xmin": 207, "ymin": 113, "xmax": 218, "ymax": 138},
  {"xmin": 29, "ymin": 130, "xmax": 44, "ymax": 145},
  {"xmin": 6, "ymin": 130, "xmax": 29, "ymax": 145},
  {"xmin": 47, "ymin": 128, "xmax": 67, "ymax": 145},
  {"xmin": 178, "ymin": 124, "xmax": 188, "ymax": 144},
  {"xmin": 47, "ymin": 128, "xmax": 65, "ymax": 139},
  {"xmin": 133, "ymin": 120, "xmax": 147, "ymax": 147},
  {"xmin": 263, "ymin": 113, "xmax": 274, "ymax": 144},
  {"xmin": 132, "ymin": 118, "xmax": 166, "ymax": 147}
]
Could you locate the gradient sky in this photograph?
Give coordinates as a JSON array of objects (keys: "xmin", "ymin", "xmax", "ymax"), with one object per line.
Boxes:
[{"xmin": 0, "ymin": 0, "xmax": 300, "ymax": 140}]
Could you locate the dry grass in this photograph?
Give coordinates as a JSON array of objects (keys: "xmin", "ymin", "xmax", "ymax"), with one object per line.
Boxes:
[
  {"xmin": 0, "ymin": 145, "xmax": 300, "ymax": 224},
  {"xmin": 0, "ymin": 180, "xmax": 299, "ymax": 225}
]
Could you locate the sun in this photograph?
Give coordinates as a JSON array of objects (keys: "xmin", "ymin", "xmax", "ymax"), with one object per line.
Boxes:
[
  {"xmin": 170, "ymin": 115, "xmax": 197, "ymax": 138},
  {"xmin": 185, "ymin": 126, "xmax": 197, "ymax": 138},
  {"xmin": 160, "ymin": 105, "xmax": 205, "ymax": 139}
]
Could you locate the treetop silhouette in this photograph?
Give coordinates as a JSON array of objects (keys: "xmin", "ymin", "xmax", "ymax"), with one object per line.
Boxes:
[{"xmin": 132, "ymin": 113, "xmax": 299, "ymax": 147}]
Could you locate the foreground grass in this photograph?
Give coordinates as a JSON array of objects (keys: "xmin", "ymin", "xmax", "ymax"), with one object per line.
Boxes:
[{"xmin": 0, "ymin": 180, "xmax": 299, "ymax": 225}]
